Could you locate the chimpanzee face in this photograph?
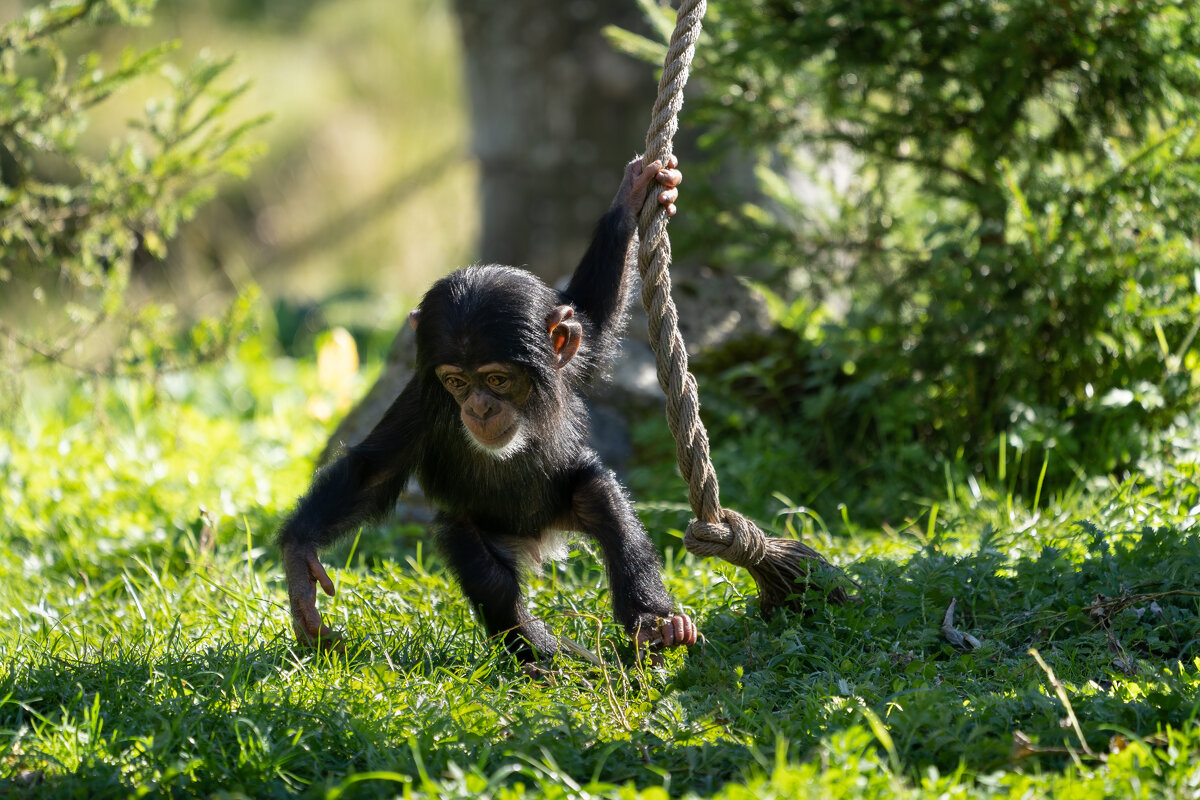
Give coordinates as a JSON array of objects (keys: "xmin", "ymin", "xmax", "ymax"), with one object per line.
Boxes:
[{"xmin": 434, "ymin": 362, "xmax": 534, "ymax": 459}]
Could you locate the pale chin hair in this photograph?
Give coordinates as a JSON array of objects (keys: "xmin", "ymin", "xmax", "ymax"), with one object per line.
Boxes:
[{"xmin": 467, "ymin": 424, "xmax": 528, "ymax": 460}]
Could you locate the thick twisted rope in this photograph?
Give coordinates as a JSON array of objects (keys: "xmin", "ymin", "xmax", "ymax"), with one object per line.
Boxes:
[{"xmin": 635, "ymin": 0, "xmax": 849, "ymax": 614}]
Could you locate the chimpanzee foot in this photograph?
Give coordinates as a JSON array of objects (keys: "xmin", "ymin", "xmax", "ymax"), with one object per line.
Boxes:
[{"xmin": 633, "ymin": 612, "xmax": 698, "ymax": 649}]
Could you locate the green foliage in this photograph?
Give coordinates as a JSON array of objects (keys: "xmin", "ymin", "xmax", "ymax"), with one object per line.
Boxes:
[
  {"xmin": 2, "ymin": 328, "xmax": 1200, "ymax": 797},
  {"xmin": 4, "ymin": 3, "xmax": 1200, "ymax": 796},
  {"xmin": 0, "ymin": 0, "xmax": 265, "ymax": 381},
  {"xmin": 650, "ymin": 0, "xmax": 1200, "ymax": 485}
]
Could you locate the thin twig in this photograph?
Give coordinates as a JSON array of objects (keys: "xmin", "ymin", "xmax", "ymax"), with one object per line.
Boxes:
[{"xmin": 1028, "ymin": 647, "xmax": 1093, "ymax": 755}]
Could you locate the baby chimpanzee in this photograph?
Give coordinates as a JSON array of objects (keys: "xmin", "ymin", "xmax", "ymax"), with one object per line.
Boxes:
[{"xmin": 278, "ymin": 155, "xmax": 696, "ymax": 660}]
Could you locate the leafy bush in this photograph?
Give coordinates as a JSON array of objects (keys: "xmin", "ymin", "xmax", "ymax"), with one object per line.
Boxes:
[
  {"xmin": 660, "ymin": 0, "xmax": 1200, "ymax": 488},
  {"xmin": 0, "ymin": 0, "xmax": 264, "ymax": 386}
]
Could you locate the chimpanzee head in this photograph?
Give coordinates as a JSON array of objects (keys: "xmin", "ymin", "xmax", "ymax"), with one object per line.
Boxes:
[{"xmin": 409, "ymin": 266, "xmax": 582, "ymax": 458}]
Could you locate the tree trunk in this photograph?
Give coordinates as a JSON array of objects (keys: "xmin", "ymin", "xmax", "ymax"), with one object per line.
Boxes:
[
  {"xmin": 320, "ymin": 0, "xmax": 657, "ymax": 462},
  {"xmin": 452, "ymin": 0, "xmax": 655, "ymax": 283}
]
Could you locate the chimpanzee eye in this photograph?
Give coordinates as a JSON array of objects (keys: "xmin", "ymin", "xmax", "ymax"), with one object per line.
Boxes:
[
  {"xmin": 443, "ymin": 376, "xmax": 467, "ymax": 391},
  {"xmin": 486, "ymin": 374, "xmax": 510, "ymax": 390}
]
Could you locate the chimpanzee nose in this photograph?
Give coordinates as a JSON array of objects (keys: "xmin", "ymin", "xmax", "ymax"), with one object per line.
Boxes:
[{"xmin": 467, "ymin": 394, "xmax": 496, "ymax": 420}]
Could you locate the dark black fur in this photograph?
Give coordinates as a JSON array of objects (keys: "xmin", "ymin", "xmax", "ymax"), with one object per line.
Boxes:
[{"xmin": 277, "ymin": 204, "xmax": 677, "ymax": 659}]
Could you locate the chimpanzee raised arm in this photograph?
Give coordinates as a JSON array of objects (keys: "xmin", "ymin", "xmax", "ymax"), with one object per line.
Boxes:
[
  {"xmin": 562, "ymin": 156, "xmax": 677, "ymax": 370},
  {"xmin": 276, "ymin": 155, "xmax": 695, "ymax": 660}
]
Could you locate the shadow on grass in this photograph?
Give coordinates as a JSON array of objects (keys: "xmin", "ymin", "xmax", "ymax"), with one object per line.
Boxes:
[
  {"xmin": 0, "ymin": 632, "xmax": 762, "ymax": 798},
  {"xmin": 2, "ymin": 524, "xmax": 1197, "ymax": 797},
  {"xmin": 671, "ymin": 522, "xmax": 1200, "ymax": 780}
]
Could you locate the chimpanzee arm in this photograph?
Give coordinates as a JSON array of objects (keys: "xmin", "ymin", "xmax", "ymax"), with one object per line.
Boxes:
[
  {"xmin": 277, "ymin": 378, "xmax": 424, "ymax": 648},
  {"xmin": 562, "ymin": 206, "xmax": 636, "ymax": 344},
  {"xmin": 569, "ymin": 462, "xmax": 697, "ymax": 648},
  {"xmin": 436, "ymin": 515, "xmax": 560, "ymax": 662},
  {"xmin": 564, "ymin": 155, "xmax": 681, "ymax": 347}
]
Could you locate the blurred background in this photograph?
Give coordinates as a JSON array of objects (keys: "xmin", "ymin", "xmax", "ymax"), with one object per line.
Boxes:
[
  {"xmin": 0, "ymin": 1, "xmax": 470, "ymax": 358},
  {"xmin": 4, "ymin": 0, "xmax": 1200, "ymax": 518},
  {"xmin": 0, "ymin": 0, "xmax": 675, "ymax": 357}
]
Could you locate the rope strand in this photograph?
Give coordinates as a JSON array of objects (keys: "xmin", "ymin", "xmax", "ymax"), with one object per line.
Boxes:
[{"xmin": 634, "ymin": 0, "xmax": 851, "ymax": 614}]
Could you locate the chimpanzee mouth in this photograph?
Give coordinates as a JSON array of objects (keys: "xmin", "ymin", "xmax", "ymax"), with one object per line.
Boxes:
[
  {"xmin": 469, "ymin": 423, "xmax": 527, "ymax": 459},
  {"xmin": 474, "ymin": 423, "xmax": 515, "ymax": 446}
]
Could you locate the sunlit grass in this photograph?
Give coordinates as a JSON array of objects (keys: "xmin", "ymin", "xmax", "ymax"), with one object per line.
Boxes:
[{"xmin": 2, "ymin": 336, "xmax": 1199, "ymax": 798}]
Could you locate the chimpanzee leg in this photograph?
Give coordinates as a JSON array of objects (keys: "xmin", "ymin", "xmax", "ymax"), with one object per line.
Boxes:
[
  {"xmin": 435, "ymin": 515, "xmax": 559, "ymax": 661},
  {"xmin": 570, "ymin": 466, "xmax": 678, "ymax": 636}
]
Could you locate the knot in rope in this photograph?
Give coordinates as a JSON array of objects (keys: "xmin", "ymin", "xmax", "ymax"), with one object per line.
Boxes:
[{"xmin": 683, "ymin": 509, "xmax": 768, "ymax": 568}]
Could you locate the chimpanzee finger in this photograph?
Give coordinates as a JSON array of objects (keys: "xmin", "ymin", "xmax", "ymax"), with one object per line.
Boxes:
[
  {"xmin": 290, "ymin": 588, "xmax": 321, "ymax": 635},
  {"xmin": 315, "ymin": 624, "xmax": 345, "ymax": 653},
  {"xmin": 632, "ymin": 159, "xmax": 662, "ymax": 195},
  {"xmin": 658, "ymin": 188, "xmax": 679, "ymax": 207},
  {"xmin": 307, "ymin": 552, "xmax": 336, "ymax": 597},
  {"xmin": 292, "ymin": 619, "xmax": 345, "ymax": 654},
  {"xmin": 291, "ymin": 615, "xmax": 316, "ymax": 645},
  {"xmin": 658, "ymin": 613, "xmax": 697, "ymax": 647},
  {"xmin": 291, "ymin": 598, "xmax": 344, "ymax": 649},
  {"xmin": 655, "ymin": 167, "xmax": 682, "ymax": 188},
  {"xmin": 664, "ymin": 615, "xmax": 683, "ymax": 647},
  {"xmin": 680, "ymin": 614, "xmax": 698, "ymax": 645},
  {"xmin": 672, "ymin": 615, "xmax": 687, "ymax": 645}
]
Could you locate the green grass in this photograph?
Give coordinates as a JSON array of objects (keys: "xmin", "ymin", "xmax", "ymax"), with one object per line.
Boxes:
[{"xmin": 2, "ymin": 336, "xmax": 1199, "ymax": 798}]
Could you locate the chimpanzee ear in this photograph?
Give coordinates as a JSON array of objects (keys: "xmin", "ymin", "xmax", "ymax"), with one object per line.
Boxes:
[
  {"xmin": 546, "ymin": 305, "xmax": 582, "ymax": 369},
  {"xmin": 408, "ymin": 309, "xmax": 420, "ymax": 331}
]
